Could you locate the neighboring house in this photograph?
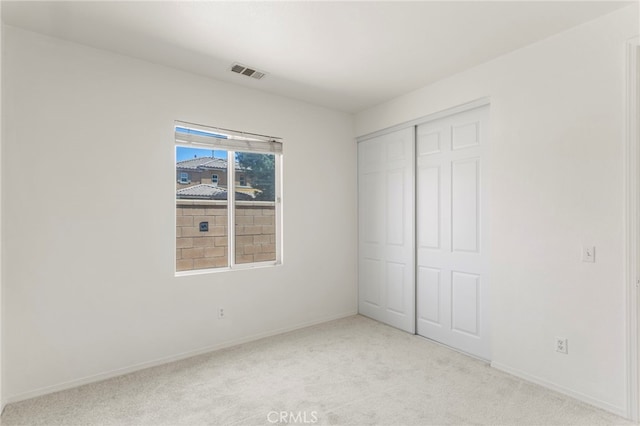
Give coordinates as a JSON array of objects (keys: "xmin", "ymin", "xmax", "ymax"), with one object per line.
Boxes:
[{"xmin": 176, "ymin": 156, "xmax": 255, "ymax": 198}]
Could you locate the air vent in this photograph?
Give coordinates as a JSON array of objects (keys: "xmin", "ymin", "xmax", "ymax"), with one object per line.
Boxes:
[
  {"xmin": 231, "ymin": 64, "xmax": 245, "ymax": 73},
  {"xmin": 230, "ymin": 63, "xmax": 267, "ymax": 80}
]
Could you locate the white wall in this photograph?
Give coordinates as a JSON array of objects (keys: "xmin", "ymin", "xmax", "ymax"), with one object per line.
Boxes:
[
  {"xmin": 1, "ymin": 26, "xmax": 357, "ymax": 402},
  {"xmin": 356, "ymin": 4, "xmax": 638, "ymax": 416},
  {"xmin": 0, "ymin": 3, "xmax": 4, "ymax": 412}
]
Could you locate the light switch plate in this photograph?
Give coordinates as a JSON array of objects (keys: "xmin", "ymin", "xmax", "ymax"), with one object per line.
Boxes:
[{"xmin": 582, "ymin": 246, "xmax": 595, "ymax": 263}]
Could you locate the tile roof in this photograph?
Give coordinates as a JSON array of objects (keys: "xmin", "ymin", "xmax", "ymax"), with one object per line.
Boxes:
[
  {"xmin": 176, "ymin": 156, "xmax": 242, "ymax": 171},
  {"xmin": 176, "ymin": 184, "xmax": 253, "ymax": 200},
  {"xmin": 176, "ymin": 157, "xmax": 225, "ymax": 170}
]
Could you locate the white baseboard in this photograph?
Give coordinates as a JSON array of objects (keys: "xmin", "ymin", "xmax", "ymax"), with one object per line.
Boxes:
[
  {"xmin": 4, "ymin": 311, "xmax": 358, "ymax": 406},
  {"xmin": 491, "ymin": 361, "xmax": 627, "ymax": 419}
]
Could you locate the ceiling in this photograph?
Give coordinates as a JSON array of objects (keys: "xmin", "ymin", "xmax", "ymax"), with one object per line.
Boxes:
[{"xmin": 1, "ymin": 1, "xmax": 634, "ymax": 113}]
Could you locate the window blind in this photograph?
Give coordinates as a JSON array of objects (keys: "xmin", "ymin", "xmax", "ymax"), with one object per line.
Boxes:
[{"xmin": 175, "ymin": 121, "xmax": 283, "ymax": 154}]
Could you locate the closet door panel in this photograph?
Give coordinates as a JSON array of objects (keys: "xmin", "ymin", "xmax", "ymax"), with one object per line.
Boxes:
[
  {"xmin": 358, "ymin": 128, "xmax": 415, "ymax": 333},
  {"xmin": 416, "ymin": 105, "xmax": 491, "ymax": 360}
]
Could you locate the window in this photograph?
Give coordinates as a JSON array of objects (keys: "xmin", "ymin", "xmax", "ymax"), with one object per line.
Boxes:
[
  {"xmin": 179, "ymin": 172, "xmax": 190, "ymax": 184},
  {"xmin": 175, "ymin": 121, "xmax": 282, "ymax": 274}
]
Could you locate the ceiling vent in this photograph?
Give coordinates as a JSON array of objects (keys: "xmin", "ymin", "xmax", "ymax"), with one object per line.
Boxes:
[{"xmin": 230, "ymin": 63, "xmax": 266, "ymax": 80}]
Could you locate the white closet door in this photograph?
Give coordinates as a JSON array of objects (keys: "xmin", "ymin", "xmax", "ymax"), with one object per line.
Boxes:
[
  {"xmin": 416, "ymin": 105, "xmax": 490, "ymax": 360},
  {"xmin": 358, "ymin": 127, "xmax": 415, "ymax": 333}
]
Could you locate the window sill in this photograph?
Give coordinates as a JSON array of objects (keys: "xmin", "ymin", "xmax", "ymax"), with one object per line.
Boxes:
[{"xmin": 175, "ymin": 261, "xmax": 282, "ymax": 277}]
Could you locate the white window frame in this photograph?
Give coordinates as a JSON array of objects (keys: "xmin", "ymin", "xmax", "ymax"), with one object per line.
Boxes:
[
  {"xmin": 174, "ymin": 121, "xmax": 283, "ymax": 275},
  {"xmin": 179, "ymin": 172, "xmax": 190, "ymax": 184},
  {"xmin": 211, "ymin": 174, "xmax": 219, "ymax": 185}
]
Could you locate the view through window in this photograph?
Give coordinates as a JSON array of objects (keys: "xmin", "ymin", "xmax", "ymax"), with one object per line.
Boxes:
[{"xmin": 175, "ymin": 123, "xmax": 282, "ymax": 273}]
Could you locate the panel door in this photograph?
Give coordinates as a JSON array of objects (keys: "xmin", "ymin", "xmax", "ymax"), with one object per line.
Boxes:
[
  {"xmin": 416, "ymin": 105, "xmax": 490, "ymax": 359},
  {"xmin": 358, "ymin": 127, "xmax": 415, "ymax": 333}
]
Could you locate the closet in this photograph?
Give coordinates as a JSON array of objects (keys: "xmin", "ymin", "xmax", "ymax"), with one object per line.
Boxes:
[{"xmin": 358, "ymin": 103, "xmax": 490, "ymax": 360}]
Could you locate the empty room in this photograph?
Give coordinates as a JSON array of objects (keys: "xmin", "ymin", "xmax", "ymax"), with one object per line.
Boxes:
[{"xmin": 1, "ymin": 1, "xmax": 639, "ymax": 425}]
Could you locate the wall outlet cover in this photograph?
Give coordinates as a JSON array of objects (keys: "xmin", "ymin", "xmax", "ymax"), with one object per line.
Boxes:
[{"xmin": 555, "ymin": 337, "xmax": 568, "ymax": 354}]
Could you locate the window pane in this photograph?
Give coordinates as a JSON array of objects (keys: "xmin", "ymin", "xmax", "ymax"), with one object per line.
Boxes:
[
  {"xmin": 176, "ymin": 146, "xmax": 228, "ymax": 271},
  {"xmin": 234, "ymin": 152, "xmax": 276, "ymax": 264}
]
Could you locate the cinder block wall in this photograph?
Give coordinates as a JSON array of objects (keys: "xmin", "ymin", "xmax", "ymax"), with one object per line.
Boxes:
[{"xmin": 176, "ymin": 201, "xmax": 276, "ymax": 271}]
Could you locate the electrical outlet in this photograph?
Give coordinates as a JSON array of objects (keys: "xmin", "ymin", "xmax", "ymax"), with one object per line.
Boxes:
[
  {"xmin": 555, "ymin": 337, "xmax": 568, "ymax": 354},
  {"xmin": 218, "ymin": 307, "xmax": 225, "ymax": 319}
]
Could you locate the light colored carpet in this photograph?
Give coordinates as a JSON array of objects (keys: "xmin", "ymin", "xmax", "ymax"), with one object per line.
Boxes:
[{"xmin": 1, "ymin": 315, "xmax": 633, "ymax": 425}]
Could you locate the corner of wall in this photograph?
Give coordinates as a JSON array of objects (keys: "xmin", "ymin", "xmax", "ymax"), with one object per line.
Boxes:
[
  {"xmin": 0, "ymin": 9, "xmax": 5, "ymax": 416},
  {"xmin": 625, "ymin": 35, "xmax": 640, "ymax": 422}
]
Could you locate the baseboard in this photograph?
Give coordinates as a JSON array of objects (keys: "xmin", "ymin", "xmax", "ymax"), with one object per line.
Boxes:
[
  {"xmin": 491, "ymin": 361, "xmax": 627, "ymax": 419},
  {"xmin": 4, "ymin": 310, "xmax": 358, "ymax": 406}
]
